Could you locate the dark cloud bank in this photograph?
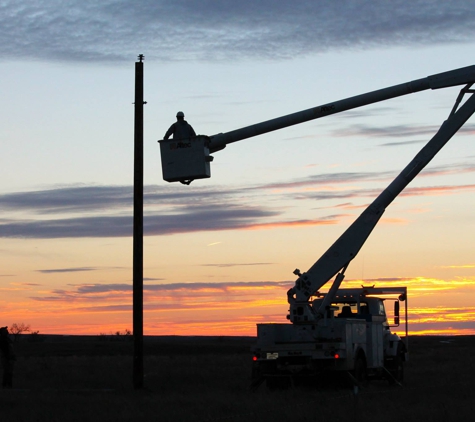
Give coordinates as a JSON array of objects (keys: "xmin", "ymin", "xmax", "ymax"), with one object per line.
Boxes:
[
  {"xmin": 1, "ymin": 1, "xmax": 474, "ymax": 63},
  {"xmin": 1, "ymin": 158, "xmax": 474, "ymax": 239}
]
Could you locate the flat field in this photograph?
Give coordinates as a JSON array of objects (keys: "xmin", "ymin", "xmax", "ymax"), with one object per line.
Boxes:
[{"xmin": 1, "ymin": 335, "xmax": 474, "ymax": 422}]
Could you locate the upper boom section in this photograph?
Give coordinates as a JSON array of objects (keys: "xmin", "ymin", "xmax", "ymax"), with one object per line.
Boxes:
[{"xmin": 209, "ymin": 65, "xmax": 475, "ymax": 153}]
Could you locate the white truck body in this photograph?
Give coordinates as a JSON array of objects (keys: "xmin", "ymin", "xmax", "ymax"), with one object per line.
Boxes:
[{"xmin": 252, "ymin": 287, "xmax": 407, "ymax": 386}]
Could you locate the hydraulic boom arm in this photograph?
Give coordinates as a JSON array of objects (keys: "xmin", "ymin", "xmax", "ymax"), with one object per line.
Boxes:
[
  {"xmin": 208, "ymin": 65, "xmax": 475, "ymax": 153},
  {"xmin": 288, "ymin": 86, "xmax": 475, "ymax": 323}
]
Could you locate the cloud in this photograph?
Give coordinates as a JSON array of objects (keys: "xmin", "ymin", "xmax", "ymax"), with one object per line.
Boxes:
[
  {"xmin": 0, "ymin": 183, "xmax": 281, "ymax": 238},
  {"xmin": 23, "ymin": 275, "xmax": 475, "ymax": 335},
  {"xmin": 0, "ymin": 185, "xmax": 226, "ymax": 214},
  {"xmin": 0, "ymin": 205, "xmax": 277, "ymax": 238},
  {"xmin": 331, "ymin": 202, "xmax": 367, "ymax": 210},
  {"xmin": 36, "ymin": 267, "xmax": 98, "ymax": 274},
  {"xmin": 380, "ymin": 140, "xmax": 426, "ymax": 147},
  {"xmin": 333, "ymin": 123, "xmax": 475, "ymax": 140},
  {"xmin": 31, "ymin": 280, "xmax": 291, "ymax": 302},
  {"xmin": 1, "ymin": 1, "xmax": 475, "ymax": 63},
  {"xmin": 409, "ymin": 307, "xmax": 475, "ymax": 335},
  {"xmin": 1, "ymin": 157, "xmax": 473, "ymax": 214},
  {"xmin": 331, "ymin": 107, "xmax": 400, "ymax": 120},
  {"xmin": 255, "ymin": 171, "xmax": 394, "ymax": 191},
  {"xmin": 295, "ymin": 183, "xmax": 475, "ymax": 202},
  {"xmin": 0, "ymin": 210, "xmax": 344, "ymax": 239},
  {"xmin": 400, "ymin": 184, "xmax": 475, "ymax": 197},
  {"xmin": 333, "ymin": 123, "xmax": 442, "ymax": 139},
  {"xmin": 253, "ymin": 162, "xmax": 475, "ymax": 193},
  {"xmin": 357, "ymin": 277, "xmax": 413, "ymax": 283},
  {"xmin": 95, "ymin": 280, "xmax": 289, "ymax": 293},
  {"xmin": 1, "ymin": 158, "xmax": 475, "ymax": 239},
  {"xmin": 420, "ymin": 163, "xmax": 475, "ymax": 177}
]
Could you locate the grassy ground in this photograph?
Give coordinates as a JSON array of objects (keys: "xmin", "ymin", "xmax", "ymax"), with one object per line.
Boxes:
[{"xmin": 1, "ymin": 335, "xmax": 474, "ymax": 422}]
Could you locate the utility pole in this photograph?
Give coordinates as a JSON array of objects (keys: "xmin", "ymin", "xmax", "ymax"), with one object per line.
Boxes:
[{"xmin": 133, "ymin": 54, "xmax": 145, "ymax": 389}]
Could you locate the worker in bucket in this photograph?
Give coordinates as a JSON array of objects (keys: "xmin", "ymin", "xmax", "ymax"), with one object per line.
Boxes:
[
  {"xmin": 0, "ymin": 326, "xmax": 15, "ymax": 388},
  {"xmin": 164, "ymin": 111, "xmax": 196, "ymax": 140}
]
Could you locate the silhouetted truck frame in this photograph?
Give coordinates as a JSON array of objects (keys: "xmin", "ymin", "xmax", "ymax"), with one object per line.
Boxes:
[{"xmin": 159, "ymin": 65, "xmax": 475, "ymax": 387}]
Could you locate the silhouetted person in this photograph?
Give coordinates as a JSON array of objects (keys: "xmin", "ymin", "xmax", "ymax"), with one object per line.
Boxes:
[
  {"xmin": 0, "ymin": 326, "xmax": 15, "ymax": 388},
  {"xmin": 164, "ymin": 111, "xmax": 196, "ymax": 140},
  {"xmin": 338, "ymin": 306, "xmax": 353, "ymax": 318}
]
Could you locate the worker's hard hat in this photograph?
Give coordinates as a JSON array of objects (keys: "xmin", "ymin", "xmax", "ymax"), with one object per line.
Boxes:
[{"xmin": 176, "ymin": 111, "xmax": 184, "ymax": 117}]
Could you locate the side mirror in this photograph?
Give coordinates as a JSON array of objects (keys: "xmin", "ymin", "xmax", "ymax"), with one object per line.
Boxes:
[{"xmin": 394, "ymin": 300, "xmax": 400, "ymax": 326}]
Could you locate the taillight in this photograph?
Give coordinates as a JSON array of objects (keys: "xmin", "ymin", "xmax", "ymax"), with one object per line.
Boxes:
[{"xmin": 252, "ymin": 355, "xmax": 258, "ymax": 361}]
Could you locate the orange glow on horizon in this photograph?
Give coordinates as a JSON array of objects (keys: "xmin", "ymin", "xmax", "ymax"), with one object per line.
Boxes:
[{"xmin": 3, "ymin": 275, "xmax": 475, "ymax": 336}]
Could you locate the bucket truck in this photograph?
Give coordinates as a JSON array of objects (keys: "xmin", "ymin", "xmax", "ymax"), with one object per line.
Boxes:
[{"xmin": 158, "ymin": 65, "xmax": 475, "ymax": 387}]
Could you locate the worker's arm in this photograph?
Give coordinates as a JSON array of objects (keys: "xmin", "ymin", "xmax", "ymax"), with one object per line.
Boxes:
[{"xmin": 164, "ymin": 123, "xmax": 175, "ymax": 140}]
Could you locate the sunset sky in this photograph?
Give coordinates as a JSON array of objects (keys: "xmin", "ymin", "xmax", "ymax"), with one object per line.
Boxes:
[{"xmin": 1, "ymin": 1, "xmax": 475, "ymax": 336}]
